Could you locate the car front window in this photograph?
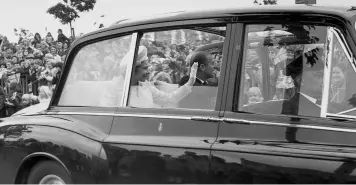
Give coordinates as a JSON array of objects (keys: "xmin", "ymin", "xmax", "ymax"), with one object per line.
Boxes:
[
  {"xmin": 326, "ymin": 29, "xmax": 356, "ymax": 117},
  {"xmin": 58, "ymin": 34, "xmax": 134, "ymax": 107}
]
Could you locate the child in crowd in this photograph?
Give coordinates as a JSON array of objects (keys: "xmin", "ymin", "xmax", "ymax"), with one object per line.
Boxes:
[
  {"xmin": 247, "ymin": 87, "xmax": 264, "ymax": 105},
  {"xmin": 20, "ymin": 94, "xmax": 31, "ymax": 109}
]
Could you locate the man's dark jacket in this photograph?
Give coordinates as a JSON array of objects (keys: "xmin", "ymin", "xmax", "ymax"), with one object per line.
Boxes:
[{"xmin": 178, "ymin": 75, "xmax": 217, "ymax": 109}]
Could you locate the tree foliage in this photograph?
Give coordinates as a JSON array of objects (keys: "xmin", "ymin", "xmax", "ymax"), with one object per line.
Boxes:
[
  {"xmin": 47, "ymin": 3, "xmax": 79, "ymax": 25},
  {"xmin": 47, "ymin": 0, "xmax": 96, "ymax": 25}
]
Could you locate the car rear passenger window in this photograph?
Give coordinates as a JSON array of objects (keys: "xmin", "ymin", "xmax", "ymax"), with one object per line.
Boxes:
[
  {"xmin": 238, "ymin": 24, "xmax": 328, "ymax": 117},
  {"xmin": 126, "ymin": 26, "xmax": 225, "ymax": 109},
  {"xmin": 58, "ymin": 35, "xmax": 133, "ymax": 107}
]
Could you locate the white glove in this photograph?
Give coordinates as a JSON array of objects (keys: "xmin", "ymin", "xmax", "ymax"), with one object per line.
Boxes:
[{"xmin": 187, "ymin": 62, "xmax": 198, "ymax": 86}]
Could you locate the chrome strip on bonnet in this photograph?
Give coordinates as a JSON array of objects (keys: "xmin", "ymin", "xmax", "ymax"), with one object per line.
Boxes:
[{"xmin": 45, "ymin": 111, "xmax": 356, "ymax": 133}]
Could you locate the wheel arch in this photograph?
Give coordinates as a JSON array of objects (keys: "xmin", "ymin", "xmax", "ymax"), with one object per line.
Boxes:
[{"xmin": 14, "ymin": 152, "xmax": 70, "ymax": 184}]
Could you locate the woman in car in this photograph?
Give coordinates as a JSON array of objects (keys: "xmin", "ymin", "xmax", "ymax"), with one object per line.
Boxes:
[{"xmin": 99, "ymin": 46, "xmax": 198, "ymax": 108}]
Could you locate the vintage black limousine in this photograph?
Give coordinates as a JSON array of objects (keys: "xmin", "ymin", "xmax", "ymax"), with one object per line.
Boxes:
[{"xmin": 2, "ymin": 4, "xmax": 356, "ymax": 184}]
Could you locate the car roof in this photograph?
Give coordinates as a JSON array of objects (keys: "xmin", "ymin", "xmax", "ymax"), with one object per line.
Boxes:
[{"xmin": 78, "ymin": 5, "xmax": 356, "ymax": 41}]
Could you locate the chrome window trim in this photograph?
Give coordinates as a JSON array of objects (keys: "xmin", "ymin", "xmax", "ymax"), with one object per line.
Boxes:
[
  {"xmin": 46, "ymin": 111, "xmax": 191, "ymax": 120},
  {"xmin": 121, "ymin": 33, "xmax": 138, "ymax": 107},
  {"xmin": 45, "ymin": 111, "xmax": 356, "ymax": 133},
  {"xmin": 21, "ymin": 152, "xmax": 71, "ymax": 176},
  {"xmin": 334, "ymin": 108, "xmax": 356, "ymax": 115},
  {"xmin": 321, "ymin": 27, "xmax": 334, "ymax": 117},
  {"xmin": 331, "ymin": 28, "xmax": 356, "ymax": 73},
  {"xmin": 326, "ymin": 113, "xmax": 356, "ymax": 120},
  {"xmin": 223, "ymin": 117, "xmax": 356, "ymax": 133}
]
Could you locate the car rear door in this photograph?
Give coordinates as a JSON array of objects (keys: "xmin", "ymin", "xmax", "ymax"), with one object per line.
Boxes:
[
  {"xmin": 99, "ymin": 20, "xmax": 234, "ymax": 183},
  {"xmin": 211, "ymin": 20, "xmax": 356, "ymax": 184}
]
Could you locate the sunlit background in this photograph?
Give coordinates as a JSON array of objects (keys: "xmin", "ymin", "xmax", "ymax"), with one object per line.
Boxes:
[{"xmin": 0, "ymin": 0, "xmax": 354, "ymax": 42}]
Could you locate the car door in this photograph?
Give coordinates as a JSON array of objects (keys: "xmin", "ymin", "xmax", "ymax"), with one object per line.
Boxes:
[
  {"xmin": 99, "ymin": 21, "xmax": 234, "ymax": 183},
  {"xmin": 211, "ymin": 21, "xmax": 356, "ymax": 184}
]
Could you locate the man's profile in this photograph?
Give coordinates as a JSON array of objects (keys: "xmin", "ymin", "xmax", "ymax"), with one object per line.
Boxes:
[{"xmin": 178, "ymin": 51, "xmax": 217, "ymax": 109}]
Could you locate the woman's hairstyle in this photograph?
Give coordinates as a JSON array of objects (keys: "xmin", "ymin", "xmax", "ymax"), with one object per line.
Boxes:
[
  {"xmin": 34, "ymin": 33, "xmax": 42, "ymax": 41},
  {"xmin": 11, "ymin": 55, "xmax": 18, "ymax": 60}
]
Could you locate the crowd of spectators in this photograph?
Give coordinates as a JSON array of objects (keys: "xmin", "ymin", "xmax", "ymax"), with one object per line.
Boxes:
[{"xmin": 0, "ymin": 29, "xmax": 71, "ymax": 117}]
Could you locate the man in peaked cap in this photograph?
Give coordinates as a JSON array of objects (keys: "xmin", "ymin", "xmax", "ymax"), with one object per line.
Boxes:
[{"xmin": 281, "ymin": 48, "xmax": 325, "ymax": 117}]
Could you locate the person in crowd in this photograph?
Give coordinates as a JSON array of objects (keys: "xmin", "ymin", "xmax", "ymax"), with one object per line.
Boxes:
[
  {"xmin": 19, "ymin": 94, "xmax": 31, "ymax": 110},
  {"xmin": 6, "ymin": 61, "xmax": 14, "ymax": 73},
  {"xmin": 57, "ymin": 42, "xmax": 67, "ymax": 56},
  {"xmin": 23, "ymin": 49, "xmax": 30, "ymax": 58},
  {"xmin": 16, "ymin": 51, "xmax": 24, "ymax": 61},
  {"xmin": 153, "ymin": 71, "xmax": 172, "ymax": 84},
  {"xmin": 46, "ymin": 32, "xmax": 54, "ymax": 46},
  {"xmin": 247, "ymin": 87, "xmax": 264, "ymax": 105},
  {"xmin": 40, "ymin": 41, "xmax": 50, "ymax": 55},
  {"xmin": 52, "ymin": 62, "xmax": 63, "ymax": 87},
  {"xmin": 56, "ymin": 41, "xmax": 63, "ymax": 51},
  {"xmin": 5, "ymin": 83, "xmax": 22, "ymax": 116},
  {"xmin": 11, "ymin": 55, "xmax": 18, "ymax": 63},
  {"xmin": 15, "ymin": 44, "xmax": 21, "ymax": 52},
  {"xmin": 61, "ymin": 55, "xmax": 66, "ymax": 62},
  {"xmin": 49, "ymin": 46, "xmax": 61, "ymax": 61},
  {"xmin": 57, "ymin": 29, "xmax": 70, "ymax": 44},
  {"xmin": 22, "ymin": 39, "xmax": 33, "ymax": 54},
  {"xmin": 38, "ymin": 60, "xmax": 54, "ymax": 87},
  {"xmin": 32, "ymin": 33, "xmax": 42, "ymax": 45},
  {"xmin": 62, "ymin": 42, "xmax": 69, "ymax": 56},
  {"xmin": 330, "ymin": 66, "xmax": 346, "ymax": 104}
]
